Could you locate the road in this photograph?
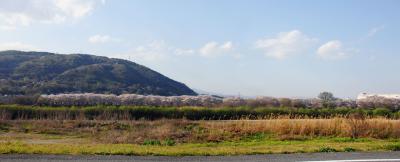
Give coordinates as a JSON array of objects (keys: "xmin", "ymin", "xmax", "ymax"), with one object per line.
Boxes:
[{"xmin": 0, "ymin": 152, "xmax": 400, "ymax": 162}]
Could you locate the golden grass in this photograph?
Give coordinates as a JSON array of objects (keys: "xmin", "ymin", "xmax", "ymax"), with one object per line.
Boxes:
[
  {"xmin": 199, "ymin": 118, "xmax": 400, "ymax": 140},
  {"xmin": 1, "ymin": 118, "xmax": 400, "ymax": 144},
  {"xmin": 0, "ymin": 138, "xmax": 399, "ymax": 155},
  {"xmin": 1, "ymin": 118, "xmax": 400, "ymax": 155}
]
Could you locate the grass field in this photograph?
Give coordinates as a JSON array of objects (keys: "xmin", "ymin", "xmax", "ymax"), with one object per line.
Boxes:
[
  {"xmin": 1, "ymin": 119, "xmax": 400, "ymax": 155},
  {"xmin": 1, "ymin": 138, "xmax": 400, "ymax": 155}
]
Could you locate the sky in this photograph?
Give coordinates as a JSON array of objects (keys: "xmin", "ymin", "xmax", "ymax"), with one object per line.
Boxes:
[{"xmin": 0, "ymin": 0, "xmax": 399, "ymax": 98}]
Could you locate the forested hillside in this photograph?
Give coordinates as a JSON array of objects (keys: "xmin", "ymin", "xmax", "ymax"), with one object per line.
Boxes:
[{"xmin": 0, "ymin": 50, "xmax": 196, "ymax": 96}]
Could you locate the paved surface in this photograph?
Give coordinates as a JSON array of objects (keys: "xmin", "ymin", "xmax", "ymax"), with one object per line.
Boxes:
[{"xmin": 0, "ymin": 152, "xmax": 400, "ymax": 162}]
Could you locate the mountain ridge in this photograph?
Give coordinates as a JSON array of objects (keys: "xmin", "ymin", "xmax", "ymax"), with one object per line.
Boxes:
[{"xmin": 0, "ymin": 50, "xmax": 196, "ymax": 96}]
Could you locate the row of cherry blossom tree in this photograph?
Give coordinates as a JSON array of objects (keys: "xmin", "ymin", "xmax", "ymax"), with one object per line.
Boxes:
[{"xmin": 1, "ymin": 92, "xmax": 399, "ymax": 110}]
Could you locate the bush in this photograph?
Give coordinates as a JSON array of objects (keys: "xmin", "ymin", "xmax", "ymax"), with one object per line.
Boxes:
[
  {"xmin": 373, "ymin": 108, "xmax": 392, "ymax": 117},
  {"xmin": 13, "ymin": 95, "xmax": 39, "ymax": 105},
  {"xmin": 318, "ymin": 147, "xmax": 337, "ymax": 152}
]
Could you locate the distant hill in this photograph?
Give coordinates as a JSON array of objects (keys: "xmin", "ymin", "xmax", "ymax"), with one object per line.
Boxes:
[
  {"xmin": 0, "ymin": 50, "xmax": 196, "ymax": 96},
  {"xmin": 193, "ymin": 88, "xmax": 256, "ymax": 99}
]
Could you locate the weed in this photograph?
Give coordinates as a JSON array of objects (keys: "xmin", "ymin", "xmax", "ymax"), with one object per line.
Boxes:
[
  {"xmin": 163, "ymin": 138, "xmax": 176, "ymax": 146},
  {"xmin": 333, "ymin": 137, "xmax": 370, "ymax": 142},
  {"xmin": 0, "ymin": 123, "xmax": 10, "ymax": 132},
  {"xmin": 143, "ymin": 139, "xmax": 161, "ymax": 146},
  {"xmin": 385, "ymin": 144, "xmax": 400, "ymax": 151},
  {"xmin": 334, "ymin": 137, "xmax": 356, "ymax": 142},
  {"xmin": 343, "ymin": 147, "xmax": 356, "ymax": 152},
  {"xmin": 318, "ymin": 147, "xmax": 337, "ymax": 152},
  {"xmin": 242, "ymin": 132, "xmax": 266, "ymax": 141}
]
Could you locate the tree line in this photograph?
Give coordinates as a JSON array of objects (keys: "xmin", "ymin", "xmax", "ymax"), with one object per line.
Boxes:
[{"xmin": 0, "ymin": 92, "xmax": 400, "ymax": 110}]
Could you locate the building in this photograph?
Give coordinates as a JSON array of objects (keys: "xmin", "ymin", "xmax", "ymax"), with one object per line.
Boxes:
[{"xmin": 357, "ymin": 93, "xmax": 400, "ymax": 100}]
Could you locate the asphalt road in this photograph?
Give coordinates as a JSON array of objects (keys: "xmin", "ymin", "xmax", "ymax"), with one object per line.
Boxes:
[{"xmin": 1, "ymin": 152, "xmax": 400, "ymax": 162}]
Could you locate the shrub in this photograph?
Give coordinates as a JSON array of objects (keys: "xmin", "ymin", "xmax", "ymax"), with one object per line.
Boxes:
[
  {"xmin": 13, "ymin": 95, "xmax": 39, "ymax": 105},
  {"xmin": 318, "ymin": 147, "xmax": 337, "ymax": 152},
  {"xmin": 372, "ymin": 108, "xmax": 392, "ymax": 117},
  {"xmin": 279, "ymin": 98, "xmax": 292, "ymax": 107}
]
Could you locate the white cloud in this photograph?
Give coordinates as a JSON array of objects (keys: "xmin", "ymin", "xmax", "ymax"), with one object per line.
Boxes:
[
  {"xmin": 113, "ymin": 40, "xmax": 238, "ymax": 62},
  {"xmin": 88, "ymin": 34, "xmax": 119, "ymax": 44},
  {"xmin": 0, "ymin": 42, "xmax": 39, "ymax": 51},
  {"xmin": 174, "ymin": 48, "xmax": 195, "ymax": 56},
  {"xmin": 120, "ymin": 41, "xmax": 201, "ymax": 62},
  {"xmin": 367, "ymin": 25, "xmax": 385, "ymax": 38},
  {"xmin": 369, "ymin": 55, "xmax": 376, "ymax": 61},
  {"xmin": 199, "ymin": 41, "xmax": 234, "ymax": 58},
  {"xmin": 0, "ymin": 25, "xmax": 16, "ymax": 31},
  {"xmin": 0, "ymin": 0, "xmax": 103, "ymax": 30},
  {"xmin": 130, "ymin": 41, "xmax": 170, "ymax": 61},
  {"xmin": 317, "ymin": 40, "xmax": 356, "ymax": 60},
  {"xmin": 221, "ymin": 41, "xmax": 233, "ymax": 50},
  {"xmin": 255, "ymin": 30, "xmax": 317, "ymax": 59}
]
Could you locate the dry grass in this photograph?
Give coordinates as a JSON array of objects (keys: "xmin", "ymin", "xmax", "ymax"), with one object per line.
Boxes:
[
  {"xmin": 1, "ymin": 118, "xmax": 400, "ymax": 155},
  {"xmin": 200, "ymin": 118, "xmax": 400, "ymax": 140},
  {"xmin": 1, "ymin": 139, "xmax": 399, "ymax": 156},
  {"xmin": 1, "ymin": 118, "xmax": 400, "ymax": 145}
]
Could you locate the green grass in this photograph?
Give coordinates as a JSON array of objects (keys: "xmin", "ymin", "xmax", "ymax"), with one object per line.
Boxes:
[
  {"xmin": 0, "ymin": 138, "xmax": 398, "ymax": 156},
  {"xmin": 1, "ymin": 105, "xmax": 400, "ymax": 120}
]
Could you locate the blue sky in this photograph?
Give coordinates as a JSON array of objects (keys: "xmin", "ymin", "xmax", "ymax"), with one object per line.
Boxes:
[{"xmin": 0, "ymin": 0, "xmax": 399, "ymax": 98}]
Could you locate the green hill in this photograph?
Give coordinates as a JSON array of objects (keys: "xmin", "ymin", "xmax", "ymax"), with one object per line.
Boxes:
[{"xmin": 0, "ymin": 50, "xmax": 196, "ymax": 96}]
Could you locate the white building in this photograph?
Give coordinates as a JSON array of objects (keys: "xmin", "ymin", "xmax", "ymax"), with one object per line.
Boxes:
[{"xmin": 357, "ymin": 93, "xmax": 400, "ymax": 100}]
